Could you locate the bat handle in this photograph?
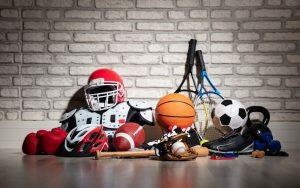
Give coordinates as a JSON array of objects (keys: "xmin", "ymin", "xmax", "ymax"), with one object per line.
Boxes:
[{"xmin": 95, "ymin": 150, "xmax": 156, "ymax": 160}]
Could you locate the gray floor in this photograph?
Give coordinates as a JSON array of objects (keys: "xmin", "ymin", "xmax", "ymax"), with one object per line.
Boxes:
[{"xmin": 0, "ymin": 149, "xmax": 299, "ymax": 188}]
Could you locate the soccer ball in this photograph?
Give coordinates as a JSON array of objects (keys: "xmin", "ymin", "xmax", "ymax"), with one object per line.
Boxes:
[{"xmin": 211, "ymin": 99, "xmax": 247, "ymax": 130}]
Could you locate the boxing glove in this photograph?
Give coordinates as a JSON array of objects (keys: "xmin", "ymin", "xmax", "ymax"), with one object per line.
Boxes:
[
  {"xmin": 22, "ymin": 132, "xmax": 40, "ymax": 155},
  {"xmin": 39, "ymin": 127, "xmax": 67, "ymax": 155}
]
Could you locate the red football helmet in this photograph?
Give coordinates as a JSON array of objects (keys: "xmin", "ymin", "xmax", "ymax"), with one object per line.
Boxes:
[{"xmin": 85, "ymin": 68, "xmax": 125, "ymax": 111}]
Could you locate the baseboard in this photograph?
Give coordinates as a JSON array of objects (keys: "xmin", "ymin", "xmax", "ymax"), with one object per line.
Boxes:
[{"xmin": 0, "ymin": 121, "xmax": 299, "ymax": 150}]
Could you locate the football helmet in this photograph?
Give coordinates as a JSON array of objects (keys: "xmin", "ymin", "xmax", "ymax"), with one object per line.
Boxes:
[{"xmin": 85, "ymin": 68, "xmax": 125, "ymax": 111}]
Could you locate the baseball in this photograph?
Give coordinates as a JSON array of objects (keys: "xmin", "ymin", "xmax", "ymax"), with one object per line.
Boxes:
[{"xmin": 171, "ymin": 141, "xmax": 187, "ymax": 156}]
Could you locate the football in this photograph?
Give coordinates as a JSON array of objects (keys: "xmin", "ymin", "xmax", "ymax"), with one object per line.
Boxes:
[{"xmin": 211, "ymin": 99, "xmax": 247, "ymax": 130}]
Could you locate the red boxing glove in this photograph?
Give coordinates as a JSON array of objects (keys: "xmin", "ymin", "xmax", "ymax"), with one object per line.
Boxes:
[
  {"xmin": 39, "ymin": 128, "xmax": 67, "ymax": 155},
  {"xmin": 22, "ymin": 133, "xmax": 40, "ymax": 155}
]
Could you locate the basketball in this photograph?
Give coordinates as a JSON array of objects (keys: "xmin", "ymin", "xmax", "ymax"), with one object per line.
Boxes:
[
  {"xmin": 155, "ymin": 93, "xmax": 196, "ymax": 131},
  {"xmin": 113, "ymin": 123, "xmax": 145, "ymax": 151}
]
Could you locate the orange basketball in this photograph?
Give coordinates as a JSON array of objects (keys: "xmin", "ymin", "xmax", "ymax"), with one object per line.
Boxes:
[{"xmin": 155, "ymin": 93, "xmax": 196, "ymax": 131}]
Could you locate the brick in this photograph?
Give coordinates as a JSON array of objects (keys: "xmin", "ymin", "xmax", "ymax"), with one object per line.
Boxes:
[
  {"xmin": 127, "ymin": 11, "xmax": 164, "ymax": 19},
  {"xmin": 0, "ymin": 66, "xmax": 18, "ymax": 75},
  {"xmin": 238, "ymin": 33, "xmax": 260, "ymax": 40},
  {"xmin": 7, "ymin": 33, "xmax": 19, "ymax": 41},
  {"xmin": 37, "ymin": 0, "xmax": 73, "ymax": 7},
  {"xmin": 173, "ymin": 66, "xmax": 192, "ymax": 75},
  {"xmin": 137, "ymin": 0, "xmax": 174, "ymax": 8},
  {"xmin": 268, "ymin": 0, "xmax": 281, "ymax": 5},
  {"xmin": 22, "ymin": 88, "xmax": 42, "ymax": 97},
  {"xmin": 46, "ymin": 10, "xmax": 60, "ymax": 18},
  {"xmin": 285, "ymin": 78, "xmax": 300, "ymax": 87},
  {"xmin": 53, "ymin": 100, "xmax": 73, "ymax": 110},
  {"xmin": 0, "ymin": 0, "xmax": 12, "ymax": 6},
  {"xmin": 78, "ymin": 0, "xmax": 92, "ymax": 7},
  {"xmin": 104, "ymin": 11, "xmax": 125, "ymax": 19},
  {"xmin": 0, "ymin": 33, "xmax": 5, "ymax": 41},
  {"xmin": 225, "ymin": 0, "xmax": 263, "ymax": 6},
  {"xmin": 136, "ymin": 78, "xmax": 173, "ymax": 88},
  {"xmin": 259, "ymin": 67, "xmax": 298, "ymax": 75},
  {"xmin": 285, "ymin": 102, "xmax": 300, "ymax": 110},
  {"xmin": 46, "ymin": 89, "xmax": 60, "ymax": 98},
  {"xmin": 211, "ymin": 43, "xmax": 233, "ymax": 52},
  {"xmin": 266, "ymin": 78, "xmax": 281, "ymax": 86},
  {"xmin": 74, "ymin": 33, "xmax": 112, "ymax": 42},
  {"xmin": 48, "ymin": 66, "xmax": 68, "ymax": 75},
  {"xmin": 212, "ymin": 22, "xmax": 238, "ymax": 30},
  {"xmin": 6, "ymin": 111, "xmax": 18, "ymax": 120},
  {"xmin": 137, "ymin": 22, "xmax": 174, "ymax": 31},
  {"xmin": 207, "ymin": 67, "xmax": 233, "ymax": 75},
  {"xmin": 148, "ymin": 44, "xmax": 165, "ymax": 52},
  {"xmin": 237, "ymin": 44, "xmax": 254, "ymax": 52},
  {"xmin": 178, "ymin": 22, "xmax": 209, "ymax": 30},
  {"xmin": 195, "ymin": 33, "xmax": 208, "ymax": 41},
  {"xmin": 0, "ymin": 112, "xmax": 3, "ymax": 120},
  {"xmin": 169, "ymin": 43, "xmax": 207, "ymax": 53},
  {"xmin": 163, "ymin": 54, "xmax": 185, "ymax": 64},
  {"xmin": 22, "ymin": 43, "xmax": 44, "ymax": 52},
  {"xmin": 123, "ymin": 78, "xmax": 134, "ymax": 88},
  {"xmin": 190, "ymin": 10, "xmax": 208, "ymax": 18},
  {"xmin": 150, "ymin": 66, "xmax": 169, "ymax": 76},
  {"xmin": 77, "ymin": 77, "xmax": 88, "ymax": 86},
  {"xmin": 156, "ymin": 34, "xmax": 192, "ymax": 41},
  {"xmin": 49, "ymin": 33, "xmax": 71, "ymax": 41},
  {"xmin": 123, "ymin": 54, "xmax": 160, "ymax": 64},
  {"xmin": 23, "ymin": 32, "xmax": 44, "ymax": 41},
  {"xmin": 0, "ymin": 100, "xmax": 19, "ymax": 109},
  {"xmin": 253, "ymin": 90, "xmax": 291, "ymax": 98},
  {"xmin": 23, "ymin": 54, "xmax": 51, "ymax": 64},
  {"xmin": 96, "ymin": 55, "xmax": 121, "ymax": 64},
  {"xmin": 286, "ymin": 0, "xmax": 300, "ymax": 6},
  {"xmin": 253, "ymin": 9, "xmax": 291, "ymax": 18},
  {"xmin": 0, "ymin": 77, "xmax": 11, "ymax": 86},
  {"xmin": 48, "ymin": 44, "xmax": 66, "ymax": 52},
  {"xmin": 225, "ymin": 78, "xmax": 263, "ymax": 86},
  {"xmin": 96, "ymin": 22, "xmax": 132, "ymax": 31},
  {"xmin": 1, "ymin": 9, "xmax": 18, "ymax": 17},
  {"xmin": 177, "ymin": 0, "xmax": 199, "ymax": 7},
  {"xmin": 22, "ymin": 10, "xmax": 42, "ymax": 18},
  {"xmin": 244, "ymin": 55, "xmax": 282, "ymax": 64},
  {"xmin": 258, "ymin": 43, "xmax": 295, "ymax": 52},
  {"xmin": 236, "ymin": 66, "xmax": 257, "ymax": 75},
  {"xmin": 285, "ymin": 21, "xmax": 300, "ymax": 29},
  {"xmin": 55, "ymin": 22, "xmax": 91, "ymax": 31},
  {"xmin": 0, "ymin": 53, "xmax": 13, "ymax": 63},
  {"xmin": 243, "ymin": 21, "xmax": 281, "ymax": 30},
  {"xmin": 22, "ymin": 66, "xmax": 44, "ymax": 75},
  {"xmin": 48, "ymin": 111, "xmax": 63, "ymax": 120},
  {"xmin": 0, "ymin": 88, "xmax": 18, "ymax": 97},
  {"xmin": 65, "ymin": 10, "xmax": 101, "ymax": 19},
  {"xmin": 0, "ymin": 21, "xmax": 20, "ymax": 29},
  {"xmin": 295, "ymin": 90, "xmax": 300, "ymax": 98},
  {"xmin": 24, "ymin": 21, "xmax": 50, "ymax": 30},
  {"xmin": 244, "ymin": 101, "xmax": 281, "ymax": 110},
  {"xmin": 168, "ymin": 11, "xmax": 186, "ymax": 19},
  {"xmin": 234, "ymin": 10, "xmax": 250, "ymax": 18},
  {"xmin": 55, "ymin": 55, "xmax": 92, "ymax": 64},
  {"xmin": 212, "ymin": 54, "xmax": 241, "ymax": 64},
  {"xmin": 234, "ymin": 90, "xmax": 250, "ymax": 98},
  {"xmin": 22, "ymin": 111, "xmax": 44, "ymax": 120},
  {"xmin": 0, "ymin": 43, "xmax": 19, "ymax": 52},
  {"xmin": 115, "ymin": 34, "xmax": 152, "ymax": 42},
  {"xmin": 211, "ymin": 10, "xmax": 231, "ymax": 18},
  {"xmin": 110, "ymin": 44, "xmax": 144, "ymax": 52},
  {"xmin": 127, "ymin": 88, "xmax": 166, "ymax": 99},
  {"xmin": 263, "ymin": 33, "xmax": 300, "ymax": 41},
  {"xmin": 36, "ymin": 77, "xmax": 73, "ymax": 86},
  {"xmin": 287, "ymin": 55, "xmax": 300, "ymax": 63},
  {"xmin": 13, "ymin": 77, "xmax": 33, "ymax": 86},
  {"xmin": 113, "ymin": 66, "xmax": 148, "ymax": 76},
  {"xmin": 69, "ymin": 44, "xmax": 105, "ymax": 53},
  {"xmin": 203, "ymin": 0, "xmax": 221, "ymax": 6},
  {"xmin": 95, "ymin": 0, "xmax": 134, "ymax": 8},
  {"xmin": 69, "ymin": 66, "xmax": 99, "ymax": 75}
]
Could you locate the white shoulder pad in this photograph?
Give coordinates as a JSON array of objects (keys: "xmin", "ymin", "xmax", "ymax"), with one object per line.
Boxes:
[
  {"xmin": 60, "ymin": 108, "xmax": 78, "ymax": 122},
  {"xmin": 74, "ymin": 109, "xmax": 101, "ymax": 127},
  {"xmin": 140, "ymin": 109, "xmax": 154, "ymax": 123},
  {"xmin": 128, "ymin": 100, "xmax": 152, "ymax": 110},
  {"xmin": 102, "ymin": 101, "xmax": 130, "ymax": 129}
]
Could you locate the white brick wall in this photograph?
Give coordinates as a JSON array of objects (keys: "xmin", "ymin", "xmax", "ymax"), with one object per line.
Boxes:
[{"xmin": 0, "ymin": 0, "xmax": 298, "ymax": 129}]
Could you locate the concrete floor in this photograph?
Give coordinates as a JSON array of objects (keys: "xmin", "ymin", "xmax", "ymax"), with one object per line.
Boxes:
[{"xmin": 0, "ymin": 149, "xmax": 299, "ymax": 188}]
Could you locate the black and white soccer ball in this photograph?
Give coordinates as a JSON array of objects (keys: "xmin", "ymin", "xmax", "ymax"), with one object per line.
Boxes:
[{"xmin": 211, "ymin": 99, "xmax": 247, "ymax": 130}]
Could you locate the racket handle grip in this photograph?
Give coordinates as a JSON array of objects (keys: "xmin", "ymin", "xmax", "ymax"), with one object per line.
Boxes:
[
  {"xmin": 195, "ymin": 50, "xmax": 206, "ymax": 71},
  {"xmin": 186, "ymin": 39, "xmax": 197, "ymax": 66}
]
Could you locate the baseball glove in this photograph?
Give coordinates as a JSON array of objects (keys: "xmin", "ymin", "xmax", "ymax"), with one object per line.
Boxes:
[{"xmin": 154, "ymin": 133, "xmax": 198, "ymax": 161}]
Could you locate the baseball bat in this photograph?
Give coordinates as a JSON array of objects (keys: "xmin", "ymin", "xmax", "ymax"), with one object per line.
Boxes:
[
  {"xmin": 190, "ymin": 146, "xmax": 209, "ymax": 157},
  {"xmin": 95, "ymin": 150, "xmax": 155, "ymax": 159}
]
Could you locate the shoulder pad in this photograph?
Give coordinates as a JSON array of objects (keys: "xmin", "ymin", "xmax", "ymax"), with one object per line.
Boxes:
[
  {"xmin": 60, "ymin": 108, "xmax": 78, "ymax": 122},
  {"xmin": 102, "ymin": 102, "xmax": 130, "ymax": 129},
  {"xmin": 128, "ymin": 100, "xmax": 152, "ymax": 110},
  {"xmin": 140, "ymin": 109, "xmax": 154, "ymax": 125},
  {"xmin": 74, "ymin": 109, "xmax": 101, "ymax": 127}
]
